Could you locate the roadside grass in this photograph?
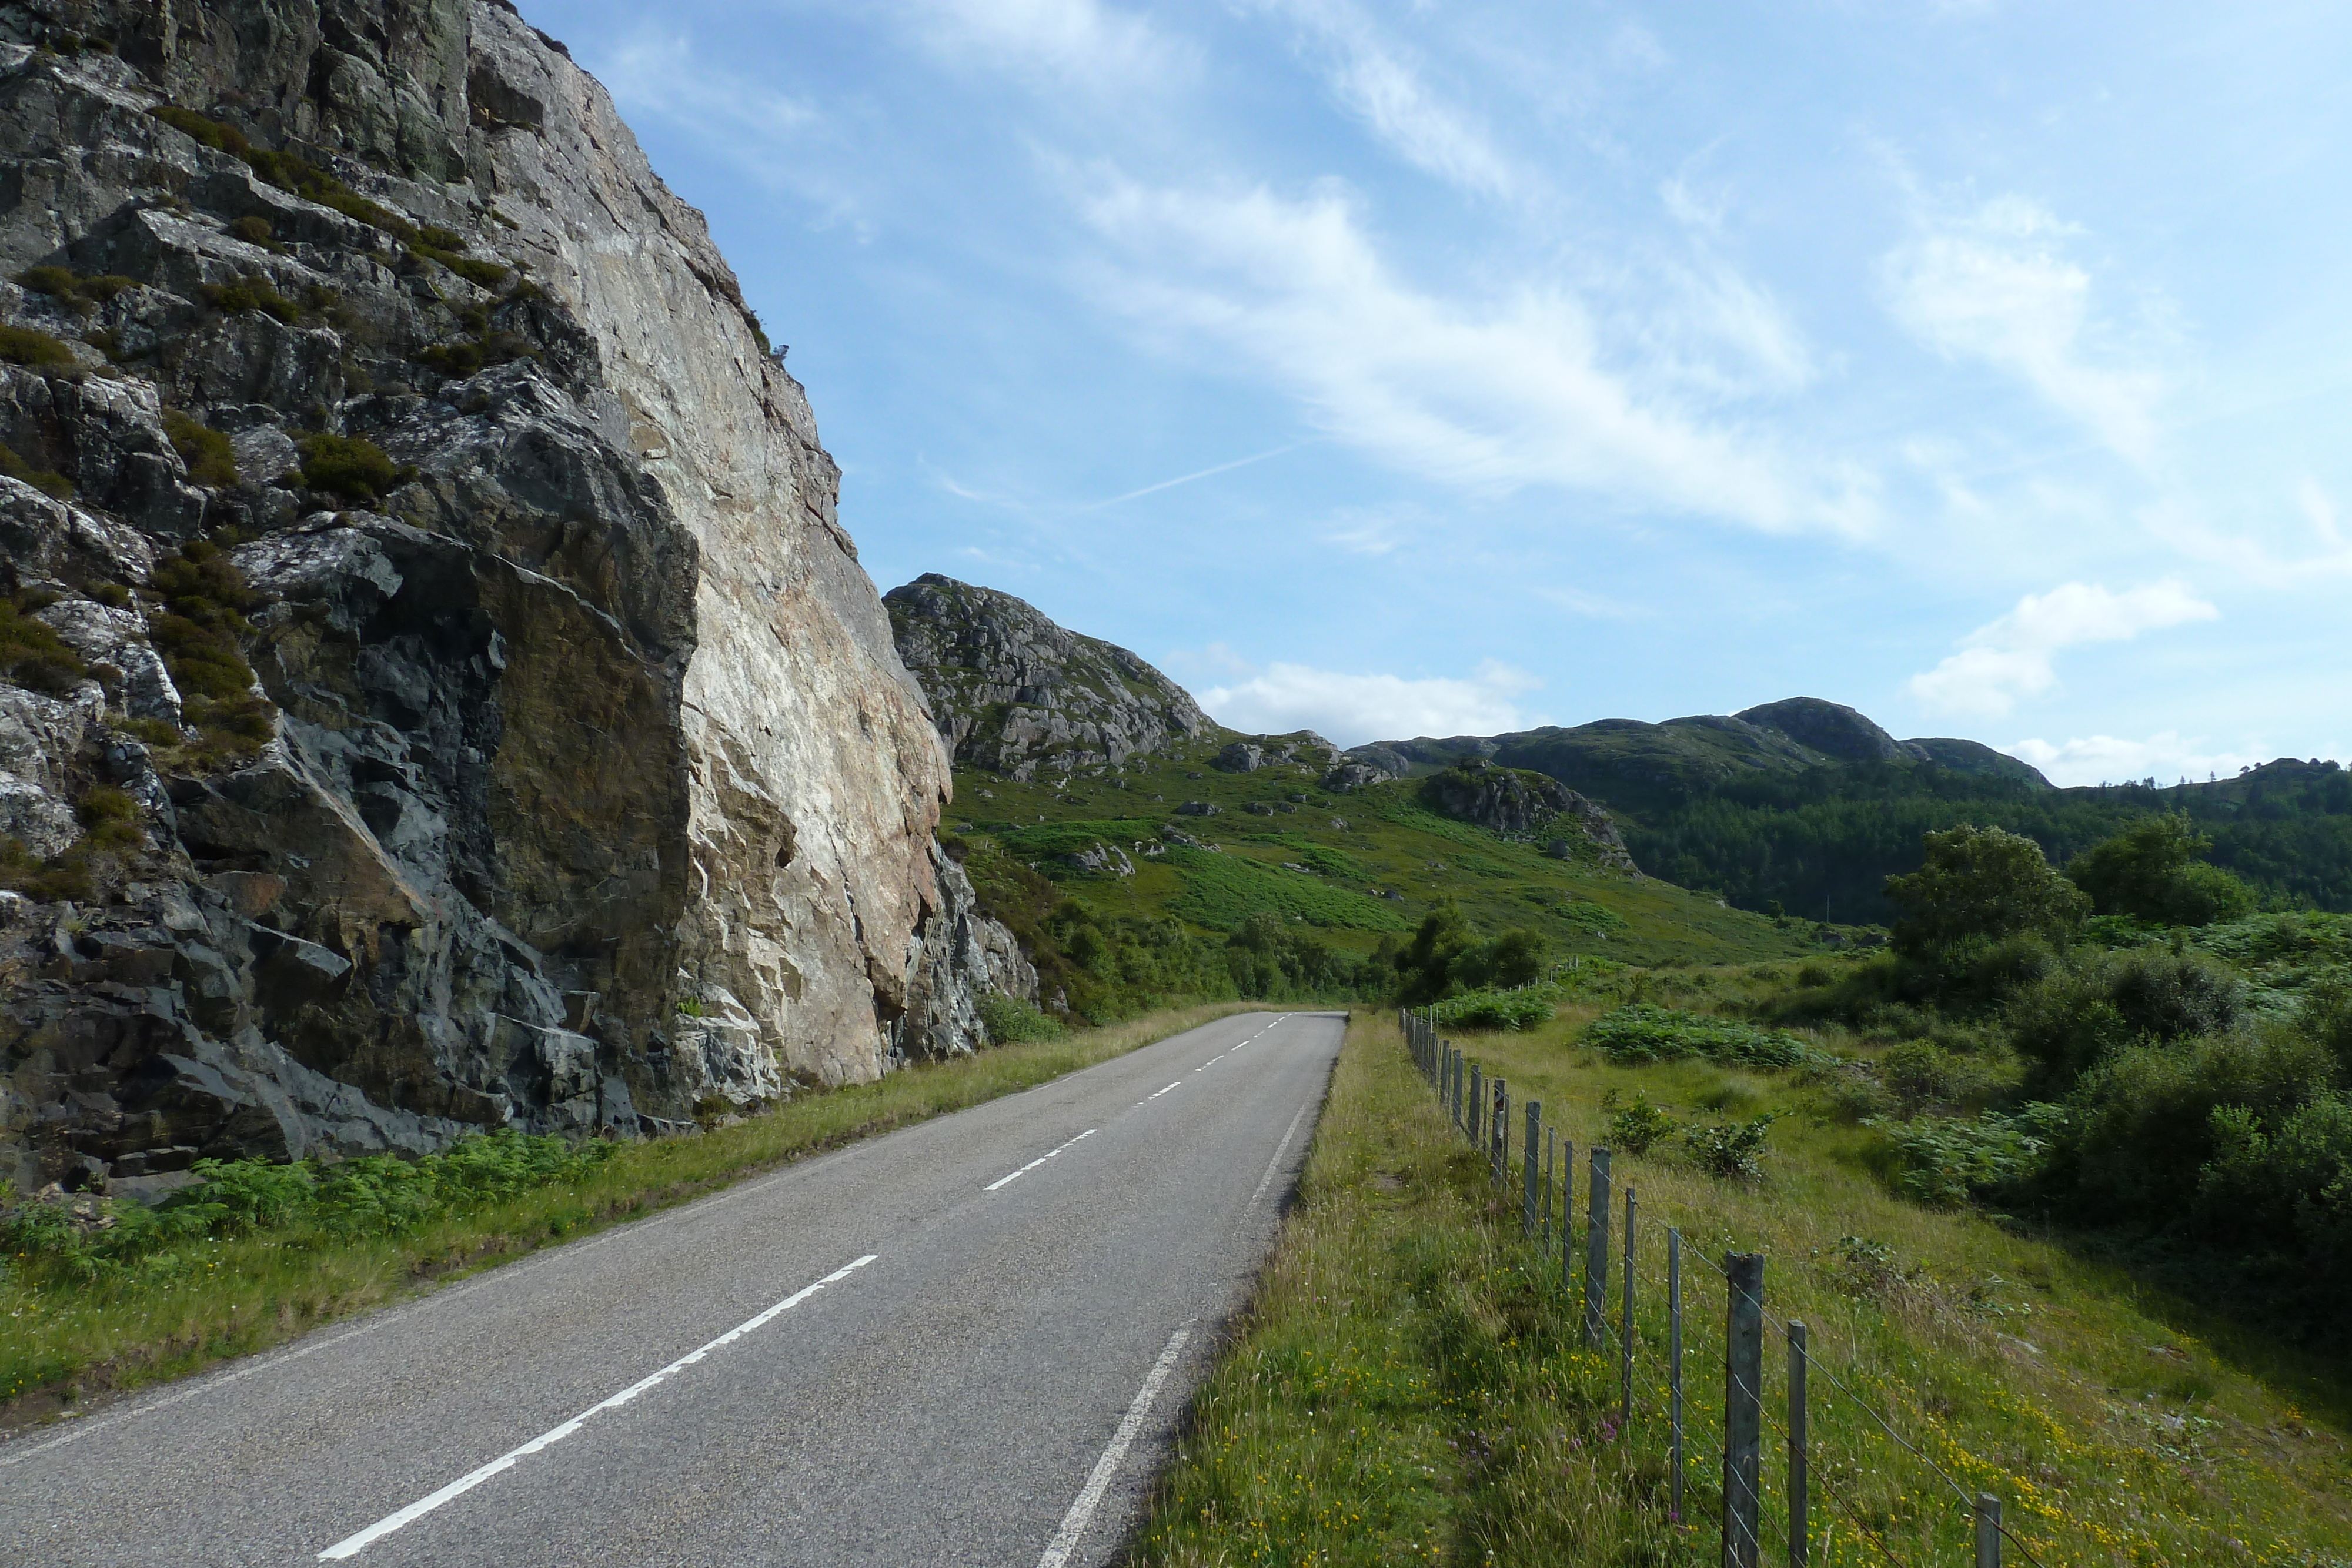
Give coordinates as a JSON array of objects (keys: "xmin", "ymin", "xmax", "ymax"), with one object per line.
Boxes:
[
  {"xmin": 1131, "ymin": 1012, "xmax": 2352, "ymax": 1566},
  {"xmin": 1, "ymin": 1001, "xmax": 1258, "ymax": 1430}
]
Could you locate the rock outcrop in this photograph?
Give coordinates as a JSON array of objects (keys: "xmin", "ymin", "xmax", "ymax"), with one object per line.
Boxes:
[
  {"xmin": 884, "ymin": 573, "xmax": 1210, "ymax": 779},
  {"xmin": 1, "ymin": 0, "xmax": 999, "ymax": 1195},
  {"xmin": 1418, "ymin": 759, "xmax": 1637, "ymax": 873}
]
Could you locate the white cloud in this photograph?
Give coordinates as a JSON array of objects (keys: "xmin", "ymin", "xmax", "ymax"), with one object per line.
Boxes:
[
  {"xmin": 1199, "ymin": 658, "xmax": 1542, "ymax": 744},
  {"xmin": 2006, "ymin": 733, "xmax": 2271, "ymax": 789},
  {"xmin": 1077, "ymin": 175, "xmax": 1871, "ymax": 533},
  {"xmin": 1909, "ymin": 580, "xmax": 2217, "ymax": 717},
  {"xmin": 903, "ymin": 0, "xmax": 1178, "ymax": 91},
  {"xmin": 1255, "ymin": 0, "xmax": 1521, "ymax": 200},
  {"xmin": 1881, "ymin": 194, "xmax": 2166, "ymax": 463},
  {"xmin": 596, "ymin": 31, "xmax": 820, "ymax": 149}
]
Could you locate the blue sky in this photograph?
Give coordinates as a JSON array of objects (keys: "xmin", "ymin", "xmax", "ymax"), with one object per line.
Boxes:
[{"xmin": 516, "ymin": 0, "xmax": 2352, "ymax": 784}]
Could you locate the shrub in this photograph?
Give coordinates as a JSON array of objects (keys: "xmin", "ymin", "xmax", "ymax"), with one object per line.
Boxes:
[
  {"xmin": 1605, "ymin": 1094, "xmax": 1677, "ymax": 1155},
  {"xmin": 1430, "ymin": 984, "xmax": 1557, "ymax": 1031},
  {"xmin": 1876, "ymin": 1105, "xmax": 2064, "ymax": 1207},
  {"xmin": 2009, "ymin": 947, "xmax": 2244, "ymax": 1092},
  {"xmin": 199, "ymin": 273, "xmax": 300, "ymax": 323},
  {"xmin": 1883, "ymin": 824, "xmax": 2090, "ymax": 958},
  {"xmin": 2067, "ymin": 813, "xmax": 2259, "ymax": 927},
  {"xmin": 163, "ymin": 409, "xmax": 240, "ymax": 487},
  {"xmin": 0, "ymin": 323, "xmax": 75, "ymax": 368},
  {"xmin": 0, "ymin": 594, "xmax": 86, "ymax": 691},
  {"xmin": 1683, "ymin": 1113, "xmax": 1780, "ymax": 1181},
  {"xmin": 228, "ymin": 215, "xmax": 276, "ymax": 248},
  {"xmin": 297, "ymin": 432, "xmax": 397, "ymax": 502},
  {"xmin": 75, "ymin": 785, "xmax": 141, "ymax": 850},
  {"xmin": 0, "ymin": 440, "xmax": 72, "ymax": 500},
  {"xmin": 1583, "ymin": 1004, "xmax": 1813, "ymax": 1068},
  {"xmin": 977, "ymin": 990, "xmax": 1063, "ymax": 1045}
]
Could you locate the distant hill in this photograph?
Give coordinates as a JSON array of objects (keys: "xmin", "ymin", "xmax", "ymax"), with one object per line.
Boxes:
[
  {"xmin": 888, "ymin": 581, "xmax": 2352, "ymax": 928},
  {"xmin": 1346, "ymin": 697, "xmax": 2050, "ymax": 815},
  {"xmin": 1352, "ymin": 703, "xmax": 2352, "ymax": 921}
]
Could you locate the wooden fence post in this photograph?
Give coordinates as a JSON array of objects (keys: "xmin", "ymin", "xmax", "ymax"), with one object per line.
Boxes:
[
  {"xmin": 1523, "ymin": 1102, "xmax": 1541, "ymax": 1236},
  {"xmin": 1789, "ymin": 1320, "xmax": 1808, "ymax": 1568},
  {"xmin": 1723, "ymin": 1253, "xmax": 1765, "ymax": 1568},
  {"xmin": 1975, "ymin": 1494, "xmax": 2002, "ymax": 1568},
  {"xmin": 1492, "ymin": 1079, "xmax": 1509, "ymax": 1187},
  {"xmin": 1669, "ymin": 1227, "xmax": 1684, "ymax": 1529},
  {"xmin": 1621, "ymin": 1185, "xmax": 1636, "ymax": 1430},
  {"xmin": 1559, "ymin": 1139, "xmax": 1576, "ymax": 1293},
  {"xmin": 1468, "ymin": 1064, "xmax": 1482, "ymax": 1147},
  {"xmin": 1583, "ymin": 1148, "xmax": 1612, "ymax": 1349}
]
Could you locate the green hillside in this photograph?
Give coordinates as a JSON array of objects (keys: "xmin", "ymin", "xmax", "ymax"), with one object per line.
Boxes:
[{"xmin": 942, "ymin": 731, "xmax": 1828, "ymax": 1023}]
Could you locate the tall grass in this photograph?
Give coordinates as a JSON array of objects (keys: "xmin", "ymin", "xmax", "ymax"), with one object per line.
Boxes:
[
  {"xmin": 1, "ymin": 1002, "xmax": 1257, "ymax": 1426},
  {"xmin": 1131, "ymin": 1012, "xmax": 2352, "ymax": 1566}
]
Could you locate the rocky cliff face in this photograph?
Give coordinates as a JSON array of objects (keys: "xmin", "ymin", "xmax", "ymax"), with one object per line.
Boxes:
[
  {"xmin": 0, "ymin": 0, "xmax": 1000, "ymax": 1197},
  {"xmin": 885, "ymin": 573, "xmax": 1210, "ymax": 780},
  {"xmin": 1418, "ymin": 759, "xmax": 1637, "ymax": 872}
]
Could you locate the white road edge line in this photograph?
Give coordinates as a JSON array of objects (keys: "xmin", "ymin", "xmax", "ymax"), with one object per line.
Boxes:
[
  {"xmin": 984, "ymin": 1128, "xmax": 1097, "ymax": 1192},
  {"xmin": 1244, "ymin": 1102, "xmax": 1310, "ymax": 1218},
  {"xmin": 1035, "ymin": 1324, "xmax": 1191, "ymax": 1568},
  {"xmin": 1145, "ymin": 1080, "xmax": 1182, "ymax": 1101},
  {"xmin": 314, "ymin": 1255, "xmax": 878, "ymax": 1560}
]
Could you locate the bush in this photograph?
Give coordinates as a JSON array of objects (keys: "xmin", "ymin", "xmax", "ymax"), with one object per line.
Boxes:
[
  {"xmin": 977, "ymin": 991, "xmax": 1062, "ymax": 1045},
  {"xmin": 1883, "ymin": 824, "xmax": 2090, "ymax": 958},
  {"xmin": 1876, "ymin": 1105, "xmax": 2064, "ymax": 1207},
  {"xmin": 163, "ymin": 409, "xmax": 240, "ymax": 487},
  {"xmin": 1430, "ymin": 984, "xmax": 1557, "ymax": 1031},
  {"xmin": 1584, "ymin": 1004, "xmax": 1813, "ymax": 1068},
  {"xmin": 1682, "ymin": 1113, "xmax": 1780, "ymax": 1181},
  {"xmin": 297, "ymin": 432, "xmax": 397, "ymax": 502},
  {"xmin": 2010, "ymin": 947, "xmax": 2244, "ymax": 1092},
  {"xmin": 0, "ymin": 594, "xmax": 86, "ymax": 692},
  {"xmin": 1605, "ymin": 1093, "xmax": 1677, "ymax": 1155},
  {"xmin": 0, "ymin": 323, "xmax": 75, "ymax": 368},
  {"xmin": 199, "ymin": 273, "xmax": 300, "ymax": 323},
  {"xmin": 2051, "ymin": 1025, "xmax": 2337, "ymax": 1226},
  {"xmin": 2068, "ymin": 813, "xmax": 2258, "ymax": 927},
  {"xmin": 0, "ymin": 440, "xmax": 72, "ymax": 500}
]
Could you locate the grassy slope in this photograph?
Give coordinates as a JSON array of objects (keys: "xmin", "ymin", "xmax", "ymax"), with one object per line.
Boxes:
[
  {"xmin": 947, "ymin": 732, "xmax": 1820, "ymax": 967},
  {"xmin": 1132, "ymin": 1009, "xmax": 2352, "ymax": 1567},
  {"xmin": 0, "ymin": 1002, "xmax": 1258, "ymax": 1430}
]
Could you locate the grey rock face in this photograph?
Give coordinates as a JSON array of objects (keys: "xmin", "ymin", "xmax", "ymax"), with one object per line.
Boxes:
[
  {"xmin": 1214, "ymin": 741, "xmax": 1264, "ymax": 773},
  {"xmin": 1, "ymin": 2, "xmax": 980, "ymax": 1191},
  {"xmin": 1321, "ymin": 761, "xmax": 1395, "ymax": 792},
  {"xmin": 1175, "ymin": 800, "xmax": 1220, "ymax": 817},
  {"xmin": 1418, "ymin": 760, "xmax": 1638, "ymax": 872},
  {"xmin": 885, "ymin": 573, "xmax": 1209, "ymax": 779}
]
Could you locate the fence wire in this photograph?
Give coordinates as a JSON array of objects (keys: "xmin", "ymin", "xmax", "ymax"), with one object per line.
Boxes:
[{"xmin": 1404, "ymin": 1011, "xmax": 2049, "ymax": 1568}]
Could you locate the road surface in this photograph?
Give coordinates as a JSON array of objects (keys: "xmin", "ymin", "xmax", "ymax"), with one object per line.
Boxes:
[{"xmin": 0, "ymin": 1009, "xmax": 1347, "ymax": 1567}]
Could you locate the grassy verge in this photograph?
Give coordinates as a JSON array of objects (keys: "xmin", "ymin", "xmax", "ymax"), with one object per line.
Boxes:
[
  {"xmin": 1128, "ymin": 1012, "xmax": 2352, "ymax": 1566},
  {"xmin": 2, "ymin": 1002, "xmax": 1257, "ymax": 1430}
]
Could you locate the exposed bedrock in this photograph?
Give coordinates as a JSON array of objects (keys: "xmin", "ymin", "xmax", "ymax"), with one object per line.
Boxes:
[{"xmin": 1, "ymin": 0, "xmax": 1009, "ymax": 1195}]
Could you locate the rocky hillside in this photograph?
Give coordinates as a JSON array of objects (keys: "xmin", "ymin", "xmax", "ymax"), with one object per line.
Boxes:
[
  {"xmin": 0, "ymin": 0, "xmax": 1015, "ymax": 1198},
  {"xmin": 886, "ymin": 573, "xmax": 1210, "ymax": 779}
]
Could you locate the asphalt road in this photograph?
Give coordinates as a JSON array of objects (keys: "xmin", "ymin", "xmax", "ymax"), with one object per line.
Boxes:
[{"xmin": 0, "ymin": 1009, "xmax": 1347, "ymax": 1568}]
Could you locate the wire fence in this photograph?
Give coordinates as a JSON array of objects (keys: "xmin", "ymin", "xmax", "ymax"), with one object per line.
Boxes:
[{"xmin": 1403, "ymin": 1008, "xmax": 2048, "ymax": 1568}]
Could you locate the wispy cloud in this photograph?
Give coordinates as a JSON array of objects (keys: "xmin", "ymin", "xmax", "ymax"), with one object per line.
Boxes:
[
  {"xmin": 1880, "ymin": 193, "xmax": 2167, "ymax": 464},
  {"xmin": 1254, "ymin": 0, "xmax": 1522, "ymax": 200},
  {"xmin": 1076, "ymin": 173, "xmax": 1872, "ymax": 533},
  {"xmin": 1200, "ymin": 656, "xmax": 1542, "ymax": 744},
  {"xmin": 901, "ymin": 0, "xmax": 1184, "ymax": 93},
  {"xmin": 1909, "ymin": 580, "xmax": 2217, "ymax": 717}
]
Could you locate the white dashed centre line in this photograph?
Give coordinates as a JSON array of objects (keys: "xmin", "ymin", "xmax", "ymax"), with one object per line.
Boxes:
[
  {"xmin": 315, "ymin": 1255, "xmax": 877, "ymax": 1559},
  {"xmin": 984, "ymin": 1128, "xmax": 1097, "ymax": 1192}
]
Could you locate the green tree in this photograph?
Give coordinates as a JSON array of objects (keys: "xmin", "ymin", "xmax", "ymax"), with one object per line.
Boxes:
[
  {"xmin": 1882, "ymin": 824, "xmax": 2090, "ymax": 958},
  {"xmin": 2066, "ymin": 812, "xmax": 2257, "ymax": 926}
]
